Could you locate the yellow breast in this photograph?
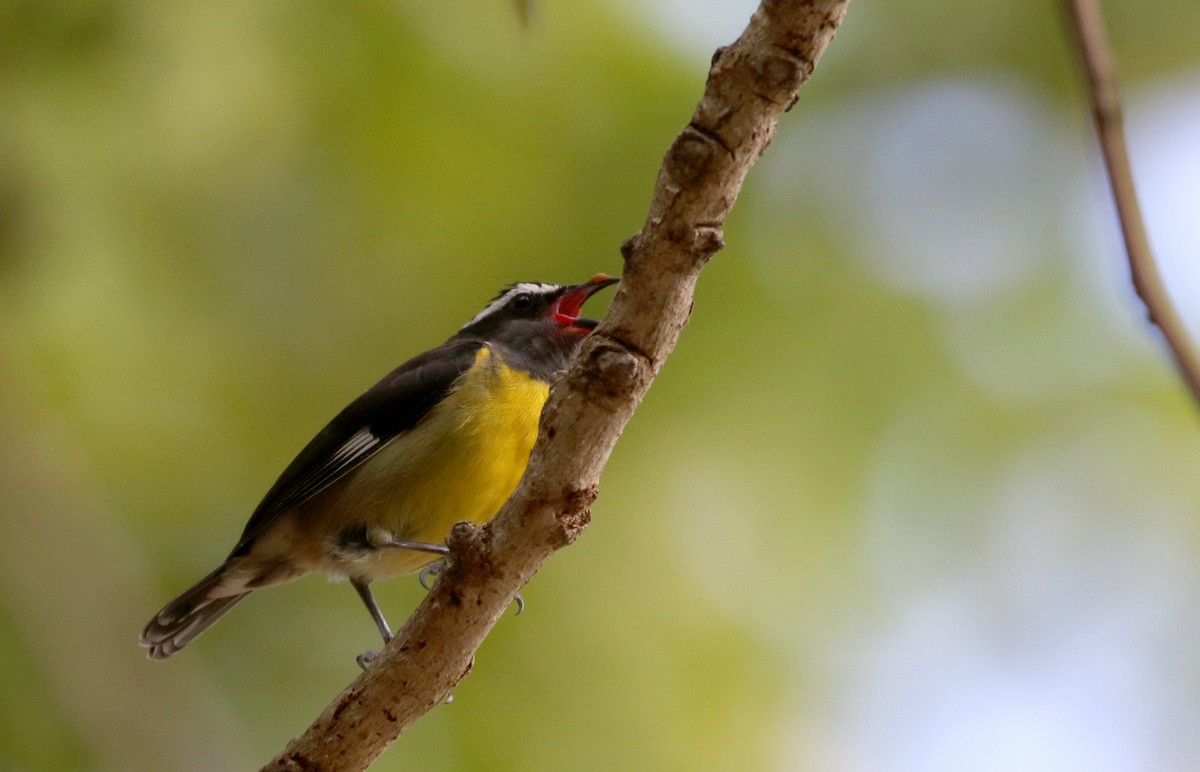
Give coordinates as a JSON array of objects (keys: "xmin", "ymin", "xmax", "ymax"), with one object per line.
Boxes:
[{"xmin": 313, "ymin": 346, "xmax": 550, "ymax": 578}]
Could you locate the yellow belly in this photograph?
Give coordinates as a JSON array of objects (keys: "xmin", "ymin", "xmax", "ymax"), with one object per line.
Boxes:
[{"xmin": 304, "ymin": 346, "xmax": 549, "ymax": 579}]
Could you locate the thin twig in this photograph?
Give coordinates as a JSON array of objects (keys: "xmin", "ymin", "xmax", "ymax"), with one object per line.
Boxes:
[
  {"xmin": 1061, "ymin": 0, "xmax": 1200, "ymax": 405},
  {"xmin": 262, "ymin": 1, "xmax": 850, "ymax": 769}
]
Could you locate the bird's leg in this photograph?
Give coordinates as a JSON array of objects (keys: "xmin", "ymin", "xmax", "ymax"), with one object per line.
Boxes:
[
  {"xmin": 365, "ymin": 526, "xmax": 449, "ymax": 556},
  {"xmin": 352, "ymin": 577, "xmax": 392, "ymax": 670},
  {"xmin": 383, "ymin": 538, "xmax": 450, "ymax": 555},
  {"xmin": 361, "ymin": 528, "xmax": 521, "ymax": 647},
  {"xmin": 350, "ymin": 533, "xmax": 447, "ymax": 669}
]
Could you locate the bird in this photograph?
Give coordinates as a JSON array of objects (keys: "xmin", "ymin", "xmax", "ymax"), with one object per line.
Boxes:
[{"xmin": 140, "ymin": 274, "xmax": 618, "ymax": 664}]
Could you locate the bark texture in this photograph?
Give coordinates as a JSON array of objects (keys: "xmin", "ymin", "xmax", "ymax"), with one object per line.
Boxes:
[{"xmin": 264, "ymin": 2, "xmax": 849, "ymax": 769}]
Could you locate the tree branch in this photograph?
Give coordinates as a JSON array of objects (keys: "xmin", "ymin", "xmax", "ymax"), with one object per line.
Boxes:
[
  {"xmin": 1061, "ymin": 0, "xmax": 1200, "ymax": 406},
  {"xmin": 263, "ymin": 2, "xmax": 849, "ymax": 769}
]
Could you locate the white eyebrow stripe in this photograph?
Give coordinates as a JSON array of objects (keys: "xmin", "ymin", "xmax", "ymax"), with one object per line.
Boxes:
[{"xmin": 462, "ymin": 282, "xmax": 559, "ymax": 329}]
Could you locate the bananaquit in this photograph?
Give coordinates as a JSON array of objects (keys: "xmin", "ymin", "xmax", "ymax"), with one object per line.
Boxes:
[{"xmin": 141, "ymin": 274, "xmax": 617, "ymax": 662}]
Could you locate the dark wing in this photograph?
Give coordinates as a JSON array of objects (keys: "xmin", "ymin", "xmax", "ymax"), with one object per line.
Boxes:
[{"xmin": 229, "ymin": 338, "xmax": 484, "ymax": 554}]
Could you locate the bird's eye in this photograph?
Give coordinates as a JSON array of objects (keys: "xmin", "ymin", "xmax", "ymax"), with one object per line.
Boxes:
[{"xmin": 511, "ymin": 293, "xmax": 534, "ymax": 312}]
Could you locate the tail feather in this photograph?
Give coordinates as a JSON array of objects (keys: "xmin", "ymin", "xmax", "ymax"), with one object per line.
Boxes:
[{"xmin": 140, "ymin": 565, "xmax": 249, "ymax": 660}]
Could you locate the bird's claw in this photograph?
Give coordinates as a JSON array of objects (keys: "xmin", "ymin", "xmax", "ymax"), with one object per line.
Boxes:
[
  {"xmin": 419, "ymin": 562, "xmax": 442, "ymax": 591},
  {"xmin": 356, "ymin": 650, "xmax": 380, "ymax": 670},
  {"xmin": 417, "ymin": 562, "xmax": 523, "ymax": 615}
]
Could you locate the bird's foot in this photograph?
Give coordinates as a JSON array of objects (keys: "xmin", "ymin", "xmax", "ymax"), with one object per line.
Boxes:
[
  {"xmin": 409, "ymin": 553, "xmax": 523, "ymax": 619},
  {"xmin": 419, "ymin": 564, "xmax": 524, "ymax": 615},
  {"xmin": 418, "ymin": 561, "xmax": 443, "ymax": 590}
]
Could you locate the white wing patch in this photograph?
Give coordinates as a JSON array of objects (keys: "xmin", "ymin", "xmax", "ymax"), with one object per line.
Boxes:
[
  {"xmin": 272, "ymin": 427, "xmax": 383, "ymax": 512},
  {"xmin": 462, "ymin": 282, "xmax": 559, "ymax": 330},
  {"xmin": 330, "ymin": 427, "xmax": 381, "ymax": 465}
]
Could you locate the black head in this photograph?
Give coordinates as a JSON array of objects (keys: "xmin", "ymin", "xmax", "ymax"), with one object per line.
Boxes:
[{"xmin": 457, "ymin": 274, "xmax": 618, "ymax": 340}]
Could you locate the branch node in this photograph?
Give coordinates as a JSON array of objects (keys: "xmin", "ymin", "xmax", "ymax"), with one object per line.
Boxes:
[
  {"xmin": 577, "ymin": 337, "xmax": 648, "ymax": 404},
  {"xmin": 684, "ymin": 120, "xmax": 736, "ymax": 161},
  {"xmin": 762, "ymin": 50, "xmax": 806, "ymax": 91},
  {"xmin": 555, "ymin": 485, "xmax": 597, "ymax": 544},
  {"xmin": 445, "ymin": 521, "xmax": 490, "ymax": 573},
  {"xmin": 694, "ymin": 224, "xmax": 726, "ymax": 258},
  {"xmin": 620, "ymin": 234, "xmax": 639, "ymax": 262}
]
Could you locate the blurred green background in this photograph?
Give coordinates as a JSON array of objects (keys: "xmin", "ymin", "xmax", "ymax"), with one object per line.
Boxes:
[{"xmin": 3, "ymin": 1, "xmax": 1200, "ymax": 770}]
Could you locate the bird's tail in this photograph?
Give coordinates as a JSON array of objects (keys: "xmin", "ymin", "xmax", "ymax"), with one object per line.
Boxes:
[{"xmin": 140, "ymin": 564, "xmax": 249, "ymax": 660}]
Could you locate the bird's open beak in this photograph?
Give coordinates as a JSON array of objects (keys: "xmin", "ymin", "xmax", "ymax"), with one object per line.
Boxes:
[{"xmin": 554, "ymin": 274, "xmax": 619, "ymax": 331}]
